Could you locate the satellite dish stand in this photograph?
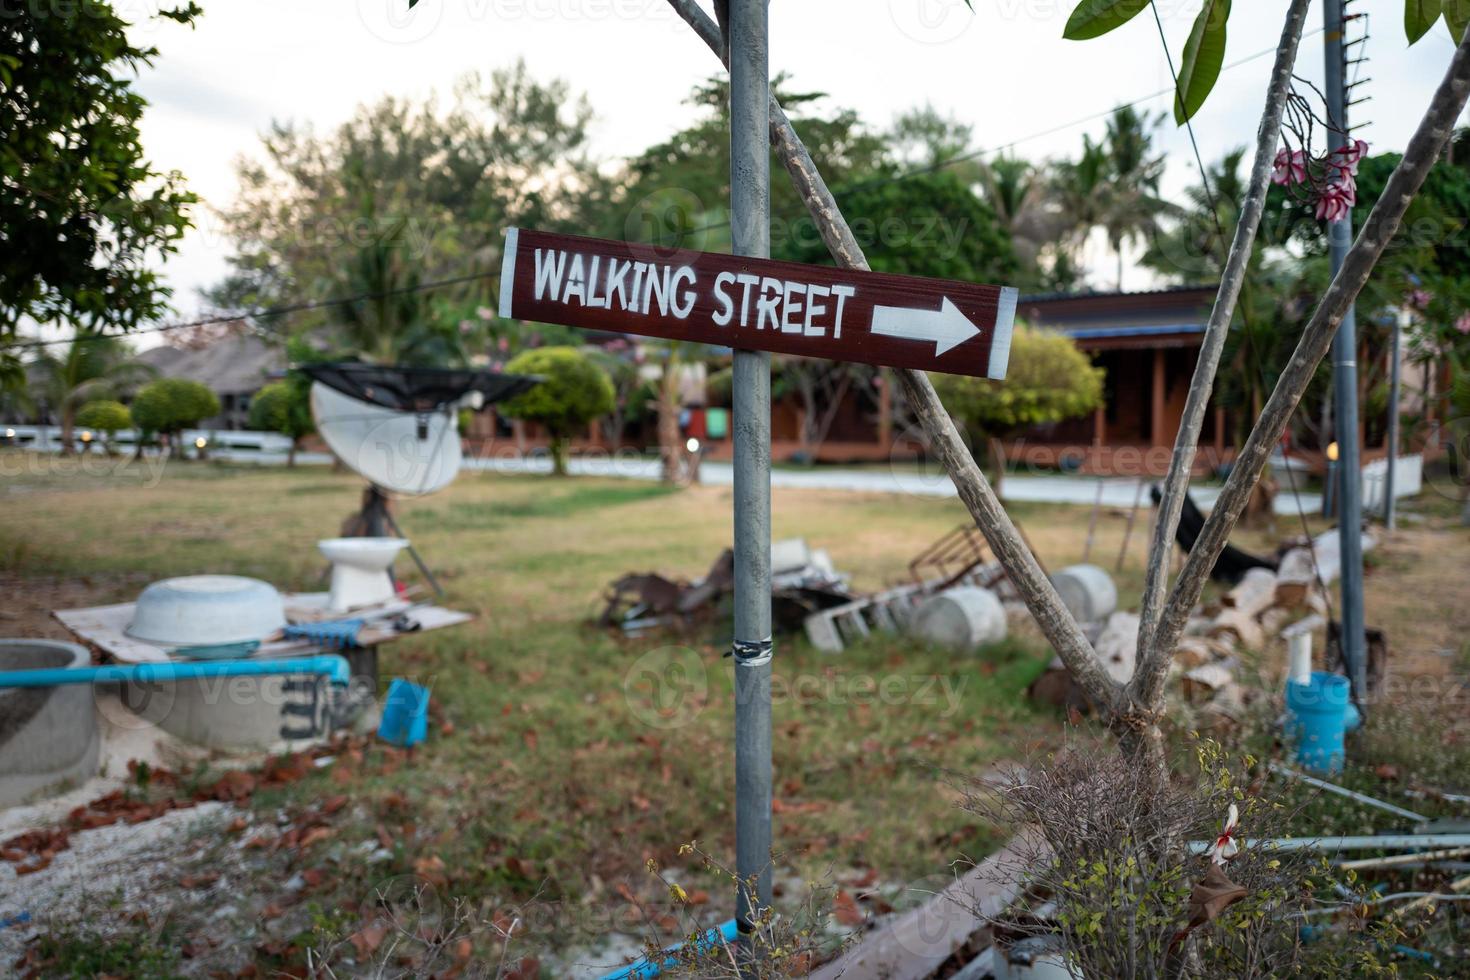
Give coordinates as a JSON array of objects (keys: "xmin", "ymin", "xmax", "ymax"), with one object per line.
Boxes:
[{"xmin": 345, "ymin": 485, "xmax": 444, "ymax": 599}]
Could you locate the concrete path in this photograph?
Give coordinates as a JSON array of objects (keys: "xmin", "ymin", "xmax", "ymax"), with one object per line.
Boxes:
[{"xmin": 445, "ymin": 452, "xmax": 1325, "ymax": 516}]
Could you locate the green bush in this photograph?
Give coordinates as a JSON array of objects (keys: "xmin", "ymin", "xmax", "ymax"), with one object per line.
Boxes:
[
  {"xmin": 932, "ymin": 325, "xmax": 1103, "ymax": 482},
  {"xmin": 74, "ymin": 399, "xmax": 132, "ymax": 436},
  {"xmin": 248, "ymin": 379, "xmax": 314, "ymax": 464},
  {"xmin": 130, "ymin": 378, "xmax": 220, "ymax": 447},
  {"xmin": 500, "ymin": 346, "xmax": 614, "ymax": 475}
]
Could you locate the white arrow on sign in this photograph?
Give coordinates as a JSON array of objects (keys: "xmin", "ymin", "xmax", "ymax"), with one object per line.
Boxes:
[{"xmin": 869, "ymin": 296, "xmax": 980, "ymax": 356}]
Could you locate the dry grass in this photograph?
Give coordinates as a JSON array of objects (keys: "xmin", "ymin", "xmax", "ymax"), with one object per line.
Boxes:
[{"xmin": 4, "ymin": 451, "xmax": 1465, "ymax": 974}]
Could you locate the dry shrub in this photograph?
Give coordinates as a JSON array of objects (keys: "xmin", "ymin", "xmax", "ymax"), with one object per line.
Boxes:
[
  {"xmin": 955, "ymin": 735, "xmax": 1399, "ymax": 979},
  {"xmin": 305, "ymin": 845, "xmax": 840, "ymax": 978}
]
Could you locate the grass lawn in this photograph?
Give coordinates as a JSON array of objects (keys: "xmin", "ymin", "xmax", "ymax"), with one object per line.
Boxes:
[
  {"xmin": 4, "ymin": 450, "xmax": 1467, "ymax": 975},
  {"xmin": 2, "ymin": 455, "xmax": 1075, "ymax": 966}
]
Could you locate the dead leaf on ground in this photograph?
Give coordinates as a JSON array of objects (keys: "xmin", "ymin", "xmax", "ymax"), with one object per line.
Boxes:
[
  {"xmin": 348, "ymin": 923, "xmax": 388, "ymax": 958},
  {"xmin": 832, "ymin": 890, "xmax": 864, "ymax": 927}
]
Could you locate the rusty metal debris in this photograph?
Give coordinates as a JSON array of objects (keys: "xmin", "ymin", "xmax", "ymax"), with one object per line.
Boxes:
[
  {"xmin": 596, "ymin": 526, "xmax": 1043, "ymax": 650},
  {"xmin": 595, "ymin": 540, "xmax": 854, "ymax": 638}
]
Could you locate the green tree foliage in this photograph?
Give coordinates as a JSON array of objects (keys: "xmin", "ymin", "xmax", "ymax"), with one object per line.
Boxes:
[
  {"xmin": 248, "ymin": 381, "xmax": 314, "ymax": 465},
  {"xmin": 499, "ymin": 347, "xmax": 614, "ymax": 476},
  {"xmin": 74, "ymin": 399, "xmax": 132, "ymax": 452},
  {"xmin": 612, "ymin": 75, "xmax": 886, "ymax": 259},
  {"xmin": 785, "ymin": 169, "xmax": 1016, "ymax": 284},
  {"xmin": 209, "ymin": 61, "xmax": 598, "ymax": 362},
  {"xmin": 933, "ymin": 325, "xmax": 1104, "ymax": 483},
  {"xmin": 1268, "ymin": 152, "xmax": 1470, "ymax": 307},
  {"xmin": 30, "ymin": 334, "xmax": 154, "ymax": 454},
  {"xmin": 0, "ymin": 3, "xmax": 198, "ymax": 348},
  {"xmin": 1267, "ymin": 151, "xmax": 1470, "ymax": 432},
  {"xmin": 130, "ymin": 378, "xmax": 220, "ymax": 451},
  {"xmin": 1145, "ymin": 149, "xmax": 1330, "ymax": 443}
]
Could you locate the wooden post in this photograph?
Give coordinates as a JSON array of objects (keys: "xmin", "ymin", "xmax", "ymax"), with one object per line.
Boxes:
[
  {"xmin": 1151, "ymin": 347, "xmax": 1167, "ymax": 448},
  {"xmin": 878, "ymin": 368, "xmax": 893, "ymax": 450},
  {"xmin": 1093, "ymin": 402, "xmax": 1106, "ymax": 449}
]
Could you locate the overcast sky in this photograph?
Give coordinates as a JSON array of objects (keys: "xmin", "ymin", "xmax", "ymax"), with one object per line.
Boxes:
[{"xmin": 129, "ymin": 0, "xmax": 1468, "ymax": 328}]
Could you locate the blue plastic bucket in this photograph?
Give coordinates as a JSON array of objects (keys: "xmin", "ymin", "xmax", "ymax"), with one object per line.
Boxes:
[{"xmin": 1284, "ymin": 670, "xmax": 1360, "ymax": 774}]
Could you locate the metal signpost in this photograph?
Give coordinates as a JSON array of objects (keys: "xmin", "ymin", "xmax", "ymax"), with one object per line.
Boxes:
[
  {"xmin": 497, "ymin": 228, "xmax": 1018, "ymax": 379},
  {"xmin": 496, "ymin": 10, "xmax": 1017, "ymax": 962},
  {"xmin": 1323, "ymin": 0, "xmax": 1369, "ymax": 703},
  {"xmin": 728, "ymin": 0, "xmax": 772, "ymax": 962},
  {"xmin": 498, "ymin": 221, "xmax": 1016, "ymax": 958}
]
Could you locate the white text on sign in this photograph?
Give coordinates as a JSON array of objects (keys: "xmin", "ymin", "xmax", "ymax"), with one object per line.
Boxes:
[{"xmin": 532, "ymin": 247, "xmax": 857, "ymax": 339}]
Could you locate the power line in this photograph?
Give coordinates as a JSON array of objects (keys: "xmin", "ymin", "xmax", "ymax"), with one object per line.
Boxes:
[
  {"xmin": 651, "ymin": 24, "xmax": 1327, "ymax": 246},
  {"xmin": 4, "ymin": 23, "xmax": 1326, "ymax": 354},
  {"xmin": 1, "ymin": 270, "xmax": 496, "ymax": 353}
]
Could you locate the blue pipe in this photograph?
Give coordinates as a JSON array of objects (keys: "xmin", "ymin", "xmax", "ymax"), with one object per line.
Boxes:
[
  {"xmin": 0, "ymin": 655, "xmax": 352, "ymax": 689},
  {"xmin": 599, "ymin": 920, "xmax": 739, "ymax": 980}
]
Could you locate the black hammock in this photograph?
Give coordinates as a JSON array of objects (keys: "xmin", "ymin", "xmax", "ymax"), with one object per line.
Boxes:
[{"xmin": 1150, "ymin": 485, "xmax": 1277, "ymax": 585}]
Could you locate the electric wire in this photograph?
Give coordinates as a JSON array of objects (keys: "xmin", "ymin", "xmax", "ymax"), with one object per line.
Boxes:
[{"xmin": 2, "ymin": 23, "xmax": 1327, "ymax": 354}]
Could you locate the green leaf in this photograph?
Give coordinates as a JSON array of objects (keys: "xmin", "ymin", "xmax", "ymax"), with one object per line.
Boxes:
[
  {"xmin": 1405, "ymin": 0, "xmax": 1442, "ymax": 43},
  {"xmin": 1447, "ymin": 0, "xmax": 1470, "ymax": 41},
  {"xmin": 1063, "ymin": 0, "xmax": 1151, "ymax": 40},
  {"xmin": 1173, "ymin": 0, "xmax": 1231, "ymax": 124}
]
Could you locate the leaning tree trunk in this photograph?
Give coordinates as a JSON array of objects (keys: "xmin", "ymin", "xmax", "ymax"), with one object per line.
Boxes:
[{"xmin": 665, "ymin": 0, "xmax": 1470, "ymax": 778}]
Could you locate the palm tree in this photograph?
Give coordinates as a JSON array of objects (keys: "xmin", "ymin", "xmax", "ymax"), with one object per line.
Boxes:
[
  {"xmin": 31, "ymin": 333, "xmax": 155, "ymax": 454},
  {"xmin": 979, "ymin": 154, "xmax": 1079, "ymax": 290},
  {"xmin": 1096, "ymin": 105, "xmax": 1171, "ymax": 290},
  {"xmin": 1051, "ymin": 136, "xmax": 1111, "ymax": 278},
  {"xmin": 1143, "ymin": 146, "xmax": 1249, "ymax": 282}
]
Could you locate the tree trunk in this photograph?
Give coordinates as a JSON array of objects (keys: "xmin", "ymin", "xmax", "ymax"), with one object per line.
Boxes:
[
  {"xmin": 288, "ymin": 440, "xmax": 298, "ymax": 468},
  {"xmin": 988, "ymin": 435, "xmax": 1006, "ymax": 497},
  {"xmin": 657, "ymin": 368, "xmax": 684, "ymax": 485},
  {"xmin": 550, "ymin": 435, "xmax": 569, "ymax": 477},
  {"xmin": 59, "ymin": 405, "xmax": 75, "ymax": 456}
]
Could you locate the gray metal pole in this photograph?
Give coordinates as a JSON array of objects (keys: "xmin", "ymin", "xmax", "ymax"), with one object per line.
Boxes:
[
  {"xmin": 1324, "ymin": 0, "xmax": 1369, "ymax": 703},
  {"xmin": 1384, "ymin": 313, "xmax": 1402, "ymax": 529},
  {"xmin": 728, "ymin": 0, "xmax": 773, "ymax": 957}
]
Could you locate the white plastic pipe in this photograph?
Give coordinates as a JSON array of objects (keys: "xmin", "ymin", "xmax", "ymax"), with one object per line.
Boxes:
[{"xmin": 1287, "ymin": 631, "xmax": 1313, "ymax": 685}]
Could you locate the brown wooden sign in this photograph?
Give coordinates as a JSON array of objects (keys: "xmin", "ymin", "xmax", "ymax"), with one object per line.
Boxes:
[{"xmin": 498, "ymin": 228, "xmax": 1016, "ymax": 379}]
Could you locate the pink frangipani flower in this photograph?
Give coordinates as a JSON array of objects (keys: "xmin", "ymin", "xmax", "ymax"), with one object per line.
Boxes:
[
  {"xmin": 1456, "ymin": 312, "xmax": 1470, "ymax": 335},
  {"xmin": 1330, "ymin": 139, "xmax": 1370, "ymax": 175},
  {"xmin": 1316, "ymin": 183, "xmax": 1352, "ymax": 223},
  {"xmin": 1272, "ymin": 147, "xmax": 1307, "ymax": 186}
]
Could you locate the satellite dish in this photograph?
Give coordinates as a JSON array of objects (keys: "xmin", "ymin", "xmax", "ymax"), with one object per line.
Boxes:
[
  {"xmin": 311, "ymin": 382, "xmax": 461, "ymax": 496},
  {"xmin": 304, "ymin": 363, "xmax": 541, "ymax": 497},
  {"xmin": 303, "ymin": 362, "xmax": 541, "ymax": 599}
]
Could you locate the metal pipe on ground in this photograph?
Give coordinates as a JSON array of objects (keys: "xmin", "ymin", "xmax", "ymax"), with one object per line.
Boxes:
[
  {"xmin": 1188, "ymin": 834, "xmax": 1470, "ymax": 855},
  {"xmin": 1268, "ymin": 761, "xmax": 1428, "ymax": 823},
  {"xmin": 1337, "ymin": 847, "xmax": 1470, "ymax": 871}
]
